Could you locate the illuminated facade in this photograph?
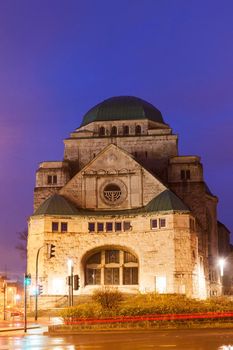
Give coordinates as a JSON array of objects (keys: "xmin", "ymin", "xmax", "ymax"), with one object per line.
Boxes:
[{"xmin": 27, "ymin": 96, "xmax": 225, "ymax": 302}]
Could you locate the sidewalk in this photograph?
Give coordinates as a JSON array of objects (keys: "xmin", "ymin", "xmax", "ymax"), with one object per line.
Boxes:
[{"xmin": 0, "ymin": 316, "xmax": 61, "ymax": 333}]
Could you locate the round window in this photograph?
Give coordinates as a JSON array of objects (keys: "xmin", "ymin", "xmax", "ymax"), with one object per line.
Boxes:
[{"xmin": 103, "ymin": 183, "xmax": 121, "ymax": 203}]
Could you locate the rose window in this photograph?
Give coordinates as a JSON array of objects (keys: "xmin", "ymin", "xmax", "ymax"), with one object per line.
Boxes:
[{"xmin": 103, "ymin": 184, "xmax": 121, "ymax": 203}]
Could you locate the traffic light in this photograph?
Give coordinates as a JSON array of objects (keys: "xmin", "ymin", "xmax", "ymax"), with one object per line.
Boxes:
[
  {"xmin": 38, "ymin": 284, "xmax": 43, "ymax": 295},
  {"xmin": 1, "ymin": 284, "xmax": 5, "ymax": 293},
  {"xmin": 24, "ymin": 274, "xmax": 31, "ymax": 286},
  {"xmin": 47, "ymin": 244, "xmax": 56, "ymax": 258},
  {"xmin": 66, "ymin": 276, "xmax": 72, "ymax": 286},
  {"xmin": 73, "ymin": 275, "xmax": 80, "ymax": 290}
]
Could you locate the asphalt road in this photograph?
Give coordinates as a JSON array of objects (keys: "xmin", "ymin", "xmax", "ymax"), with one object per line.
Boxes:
[{"xmin": 0, "ymin": 328, "xmax": 233, "ymax": 350}]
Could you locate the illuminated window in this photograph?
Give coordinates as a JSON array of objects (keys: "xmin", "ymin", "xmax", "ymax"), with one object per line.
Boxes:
[
  {"xmin": 52, "ymin": 222, "xmax": 59, "ymax": 232},
  {"xmin": 88, "ymin": 223, "xmax": 95, "ymax": 232},
  {"xmin": 61, "ymin": 222, "xmax": 68, "ymax": 232}
]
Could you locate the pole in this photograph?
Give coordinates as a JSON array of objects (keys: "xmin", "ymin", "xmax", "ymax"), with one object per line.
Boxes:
[
  {"xmin": 35, "ymin": 245, "xmax": 44, "ymax": 321},
  {"xmin": 24, "ymin": 273, "xmax": 27, "ymax": 333},
  {"xmin": 71, "ymin": 265, "xmax": 73, "ymax": 307},
  {"xmin": 3, "ymin": 282, "xmax": 6, "ymax": 321}
]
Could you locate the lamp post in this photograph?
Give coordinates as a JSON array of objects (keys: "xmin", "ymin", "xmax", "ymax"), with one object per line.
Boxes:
[
  {"xmin": 35, "ymin": 245, "xmax": 44, "ymax": 321},
  {"xmin": 67, "ymin": 259, "xmax": 73, "ymax": 306}
]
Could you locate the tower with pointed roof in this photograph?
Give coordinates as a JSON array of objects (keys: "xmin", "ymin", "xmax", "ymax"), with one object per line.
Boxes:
[{"xmin": 28, "ymin": 96, "xmax": 225, "ymax": 305}]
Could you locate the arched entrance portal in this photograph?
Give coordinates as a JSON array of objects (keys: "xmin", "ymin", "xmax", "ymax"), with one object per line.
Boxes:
[{"xmin": 85, "ymin": 249, "xmax": 138, "ymax": 286}]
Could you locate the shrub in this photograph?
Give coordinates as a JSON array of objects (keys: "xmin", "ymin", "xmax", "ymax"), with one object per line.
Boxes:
[
  {"xmin": 92, "ymin": 287, "xmax": 123, "ymax": 310},
  {"xmin": 60, "ymin": 302, "xmax": 102, "ymax": 321}
]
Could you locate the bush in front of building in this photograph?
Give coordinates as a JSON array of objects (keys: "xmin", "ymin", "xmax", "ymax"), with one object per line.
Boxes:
[
  {"xmin": 92, "ymin": 287, "xmax": 123, "ymax": 311},
  {"xmin": 60, "ymin": 293, "xmax": 233, "ymax": 321}
]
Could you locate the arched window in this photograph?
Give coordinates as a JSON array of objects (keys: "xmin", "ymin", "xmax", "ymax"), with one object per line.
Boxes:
[
  {"xmin": 99, "ymin": 127, "xmax": 105, "ymax": 136},
  {"xmin": 123, "ymin": 125, "xmax": 129, "ymax": 135},
  {"xmin": 85, "ymin": 249, "xmax": 138, "ymax": 286},
  {"xmin": 135, "ymin": 125, "xmax": 141, "ymax": 135},
  {"xmin": 111, "ymin": 126, "xmax": 117, "ymax": 136}
]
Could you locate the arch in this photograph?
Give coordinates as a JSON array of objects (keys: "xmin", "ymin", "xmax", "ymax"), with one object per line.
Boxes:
[
  {"xmin": 111, "ymin": 126, "xmax": 117, "ymax": 136},
  {"xmin": 99, "ymin": 126, "xmax": 105, "ymax": 136},
  {"xmin": 135, "ymin": 125, "xmax": 141, "ymax": 135},
  {"xmin": 123, "ymin": 125, "xmax": 129, "ymax": 135},
  {"xmin": 82, "ymin": 246, "xmax": 139, "ymax": 286}
]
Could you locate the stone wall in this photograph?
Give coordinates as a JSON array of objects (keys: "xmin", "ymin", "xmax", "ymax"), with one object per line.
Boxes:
[{"xmin": 27, "ymin": 212, "xmax": 203, "ymax": 299}]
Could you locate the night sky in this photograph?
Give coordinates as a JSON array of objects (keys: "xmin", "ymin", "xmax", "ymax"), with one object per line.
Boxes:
[{"xmin": 0, "ymin": 0, "xmax": 233, "ymax": 276}]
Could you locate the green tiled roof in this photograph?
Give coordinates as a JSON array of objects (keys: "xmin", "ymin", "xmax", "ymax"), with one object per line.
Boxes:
[
  {"xmin": 33, "ymin": 194, "xmax": 80, "ymax": 215},
  {"xmin": 33, "ymin": 190, "xmax": 189, "ymax": 217},
  {"xmin": 144, "ymin": 189, "xmax": 190, "ymax": 212},
  {"xmin": 81, "ymin": 96, "xmax": 165, "ymax": 126}
]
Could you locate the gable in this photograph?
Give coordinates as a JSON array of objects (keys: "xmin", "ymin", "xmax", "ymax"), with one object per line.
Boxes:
[{"xmin": 59, "ymin": 144, "xmax": 166, "ymax": 210}]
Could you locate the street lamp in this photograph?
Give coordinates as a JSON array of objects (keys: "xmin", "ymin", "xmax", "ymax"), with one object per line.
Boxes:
[
  {"xmin": 218, "ymin": 258, "xmax": 226, "ymax": 277},
  {"xmin": 218, "ymin": 258, "xmax": 226, "ymax": 295}
]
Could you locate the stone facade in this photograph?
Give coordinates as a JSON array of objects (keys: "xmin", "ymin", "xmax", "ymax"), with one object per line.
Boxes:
[{"xmin": 27, "ymin": 96, "xmax": 228, "ymax": 304}]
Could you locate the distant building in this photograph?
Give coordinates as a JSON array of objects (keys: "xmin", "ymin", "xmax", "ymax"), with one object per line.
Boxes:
[{"xmin": 27, "ymin": 96, "xmax": 231, "ymax": 303}]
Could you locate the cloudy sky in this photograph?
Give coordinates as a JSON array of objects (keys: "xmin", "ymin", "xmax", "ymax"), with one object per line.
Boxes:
[{"xmin": 0, "ymin": 0, "xmax": 232, "ymax": 276}]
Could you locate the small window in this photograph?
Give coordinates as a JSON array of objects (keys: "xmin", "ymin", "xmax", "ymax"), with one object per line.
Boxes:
[
  {"xmin": 61, "ymin": 222, "xmax": 68, "ymax": 232},
  {"xmin": 106, "ymin": 222, "xmax": 113, "ymax": 232},
  {"xmin": 123, "ymin": 125, "xmax": 129, "ymax": 135},
  {"xmin": 47, "ymin": 175, "xmax": 57, "ymax": 185},
  {"xmin": 123, "ymin": 221, "xmax": 131, "ymax": 231},
  {"xmin": 115, "ymin": 222, "xmax": 122, "ymax": 232},
  {"xmin": 145, "ymin": 151, "xmax": 148, "ymax": 158},
  {"xmin": 52, "ymin": 222, "xmax": 59, "ymax": 232},
  {"xmin": 48, "ymin": 175, "xmax": 52, "ymax": 184},
  {"xmin": 159, "ymin": 218, "xmax": 166, "ymax": 228},
  {"xmin": 135, "ymin": 125, "xmax": 141, "ymax": 135},
  {"xmin": 111, "ymin": 126, "xmax": 117, "ymax": 136},
  {"xmin": 151, "ymin": 219, "xmax": 158, "ymax": 229},
  {"xmin": 97, "ymin": 222, "xmax": 104, "ymax": 232},
  {"xmin": 190, "ymin": 218, "xmax": 195, "ymax": 231},
  {"xmin": 88, "ymin": 223, "xmax": 95, "ymax": 232},
  {"xmin": 99, "ymin": 127, "xmax": 105, "ymax": 136},
  {"xmin": 181, "ymin": 169, "xmax": 190, "ymax": 181},
  {"xmin": 134, "ymin": 151, "xmax": 138, "ymax": 158}
]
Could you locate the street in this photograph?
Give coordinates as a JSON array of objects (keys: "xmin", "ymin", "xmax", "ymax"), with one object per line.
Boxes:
[{"xmin": 0, "ymin": 327, "xmax": 233, "ymax": 349}]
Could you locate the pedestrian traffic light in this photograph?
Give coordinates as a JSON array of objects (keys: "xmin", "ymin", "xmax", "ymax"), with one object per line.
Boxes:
[
  {"xmin": 38, "ymin": 284, "xmax": 43, "ymax": 295},
  {"xmin": 73, "ymin": 275, "xmax": 80, "ymax": 290},
  {"xmin": 47, "ymin": 244, "xmax": 56, "ymax": 258},
  {"xmin": 24, "ymin": 274, "xmax": 31, "ymax": 286}
]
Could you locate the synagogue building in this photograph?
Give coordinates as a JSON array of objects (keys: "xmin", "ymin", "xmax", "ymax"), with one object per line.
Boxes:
[{"xmin": 27, "ymin": 96, "xmax": 230, "ymax": 301}]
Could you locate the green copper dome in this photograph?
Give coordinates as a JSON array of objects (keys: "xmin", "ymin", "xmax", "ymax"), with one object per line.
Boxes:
[{"xmin": 81, "ymin": 96, "xmax": 165, "ymax": 126}]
